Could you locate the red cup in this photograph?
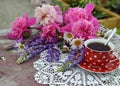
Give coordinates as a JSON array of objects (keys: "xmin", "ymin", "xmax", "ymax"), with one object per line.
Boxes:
[{"xmin": 84, "ymin": 38, "xmax": 114, "ymax": 68}]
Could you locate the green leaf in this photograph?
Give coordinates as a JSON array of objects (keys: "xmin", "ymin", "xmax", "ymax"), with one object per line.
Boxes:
[
  {"xmin": 23, "ymin": 32, "xmax": 31, "ymax": 39},
  {"xmin": 57, "ymin": 62, "xmax": 71, "ymax": 72},
  {"xmin": 59, "ymin": 42, "xmax": 64, "ymax": 49},
  {"xmin": 51, "ymin": 0, "xmax": 63, "ymax": 11},
  {"xmin": 16, "ymin": 53, "xmax": 28, "ymax": 64},
  {"xmin": 93, "ymin": 10, "xmax": 110, "ymax": 19},
  {"xmin": 56, "ymin": 28, "xmax": 61, "ymax": 36},
  {"xmin": 117, "ymin": 29, "xmax": 120, "ymax": 35}
]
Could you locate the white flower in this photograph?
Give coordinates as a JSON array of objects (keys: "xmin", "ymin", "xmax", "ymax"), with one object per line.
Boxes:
[
  {"xmin": 63, "ymin": 45, "xmax": 70, "ymax": 52},
  {"xmin": 63, "ymin": 32, "xmax": 74, "ymax": 42},
  {"xmin": 15, "ymin": 42, "xmax": 25, "ymax": 53},
  {"xmin": 70, "ymin": 38, "xmax": 84, "ymax": 49},
  {"xmin": 35, "ymin": 4, "xmax": 57, "ymax": 26}
]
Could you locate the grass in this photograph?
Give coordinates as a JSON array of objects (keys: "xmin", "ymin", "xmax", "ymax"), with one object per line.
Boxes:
[{"xmin": 116, "ymin": 28, "xmax": 120, "ymax": 35}]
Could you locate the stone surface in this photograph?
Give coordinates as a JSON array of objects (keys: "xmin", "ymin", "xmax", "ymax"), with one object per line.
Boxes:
[{"xmin": 0, "ymin": 35, "xmax": 48, "ymax": 86}]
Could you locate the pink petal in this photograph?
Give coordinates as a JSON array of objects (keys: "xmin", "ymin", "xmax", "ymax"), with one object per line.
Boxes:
[
  {"xmin": 35, "ymin": 25, "xmax": 42, "ymax": 30},
  {"xmin": 89, "ymin": 15, "xmax": 99, "ymax": 27},
  {"xmin": 17, "ymin": 30, "xmax": 23, "ymax": 38},
  {"xmin": 62, "ymin": 23, "xmax": 72, "ymax": 33},
  {"xmin": 24, "ymin": 13, "xmax": 29, "ymax": 26},
  {"xmin": 28, "ymin": 17, "xmax": 36, "ymax": 26},
  {"xmin": 54, "ymin": 5, "xmax": 63, "ymax": 24},
  {"xmin": 24, "ymin": 13, "xmax": 36, "ymax": 27},
  {"xmin": 84, "ymin": 4, "xmax": 95, "ymax": 15},
  {"xmin": 7, "ymin": 32, "xmax": 17, "ymax": 40},
  {"xmin": 53, "ymin": 23, "xmax": 62, "ymax": 32}
]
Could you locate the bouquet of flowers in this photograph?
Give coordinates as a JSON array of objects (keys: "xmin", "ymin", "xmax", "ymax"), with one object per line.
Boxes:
[{"xmin": 5, "ymin": 3, "xmax": 100, "ymax": 72}]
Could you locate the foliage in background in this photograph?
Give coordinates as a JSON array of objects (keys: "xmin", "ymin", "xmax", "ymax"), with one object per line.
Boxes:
[
  {"xmin": 51, "ymin": 0, "xmax": 70, "ymax": 13},
  {"xmin": 63, "ymin": 0, "xmax": 90, "ymax": 7},
  {"xmin": 53, "ymin": 0, "xmax": 110, "ymax": 19},
  {"xmin": 93, "ymin": 10, "xmax": 110, "ymax": 19},
  {"xmin": 117, "ymin": 28, "xmax": 120, "ymax": 35},
  {"xmin": 88, "ymin": 0, "xmax": 120, "ymax": 14},
  {"xmin": 64, "ymin": 0, "xmax": 120, "ymax": 8}
]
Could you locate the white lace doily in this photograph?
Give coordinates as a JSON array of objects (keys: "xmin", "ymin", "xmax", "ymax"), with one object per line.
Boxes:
[
  {"xmin": 34, "ymin": 51, "xmax": 120, "ymax": 86},
  {"xmin": 33, "ymin": 27, "xmax": 120, "ymax": 86}
]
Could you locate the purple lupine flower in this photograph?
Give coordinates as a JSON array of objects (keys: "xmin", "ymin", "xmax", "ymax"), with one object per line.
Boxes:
[
  {"xmin": 46, "ymin": 48, "xmax": 60, "ymax": 62},
  {"xmin": 75, "ymin": 47, "xmax": 85, "ymax": 63},
  {"xmin": 66, "ymin": 47, "xmax": 85, "ymax": 67},
  {"xmin": 4, "ymin": 41, "xmax": 17, "ymax": 50},
  {"xmin": 17, "ymin": 44, "xmax": 47, "ymax": 64},
  {"xmin": 16, "ymin": 29, "xmax": 61, "ymax": 64}
]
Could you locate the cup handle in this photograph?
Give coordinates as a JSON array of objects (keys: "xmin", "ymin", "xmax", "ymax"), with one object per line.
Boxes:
[{"xmin": 109, "ymin": 53, "xmax": 116, "ymax": 61}]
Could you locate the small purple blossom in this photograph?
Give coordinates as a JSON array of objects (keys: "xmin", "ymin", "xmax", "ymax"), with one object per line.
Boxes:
[
  {"xmin": 46, "ymin": 48, "xmax": 60, "ymax": 62},
  {"xmin": 66, "ymin": 47, "xmax": 85, "ymax": 67}
]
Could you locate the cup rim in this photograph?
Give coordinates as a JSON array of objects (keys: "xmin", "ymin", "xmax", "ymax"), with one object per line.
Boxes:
[{"xmin": 84, "ymin": 38, "xmax": 114, "ymax": 52}]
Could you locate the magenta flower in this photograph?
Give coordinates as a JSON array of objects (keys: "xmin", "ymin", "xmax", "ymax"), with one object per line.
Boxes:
[
  {"xmin": 62, "ymin": 19, "xmax": 99, "ymax": 40},
  {"xmin": 40, "ymin": 23, "xmax": 62, "ymax": 42},
  {"xmin": 63, "ymin": 7, "xmax": 87, "ymax": 24},
  {"xmin": 62, "ymin": 4, "xmax": 100, "ymax": 40},
  {"xmin": 7, "ymin": 13, "xmax": 36, "ymax": 40},
  {"xmin": 63, "ymin": 4, "xmax": 96, "ymax": 24},
  {"xmin": 71, "ymin": 19, "xmax": 99, "ymax": 40}
]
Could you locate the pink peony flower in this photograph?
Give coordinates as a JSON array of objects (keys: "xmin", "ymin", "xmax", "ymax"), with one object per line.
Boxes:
[
  {"xmin": 62, "ymin": 19, "xmax": 99, "ymax": 40},
  {"xmin": 35, "ymin": 4, "xmax": 63, "ymax": 26},
  {"xmin": 7, "ymin": 13, "xmax": 36, "ymax": 40},
  {"xmin": 62, "ymin": 4, "xmax": 100, "ymax": 40},
  {"xmin": 71, "ymin": 19, "xmax": 99, "ymax": 40},
  {"xmin": 63, "ymin": 4, "xmax": 95, "ymax": 24},
  {"xmin": 84, "ymin": 3, "xmax": 95, "ymax": 15},
  {"xmin": 63, "ymin": 7, "xmax": 87, "ymax": 24},
  {"xmin": 40, "ymin": 23, "xmax": 62, "ymax": 42}
]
